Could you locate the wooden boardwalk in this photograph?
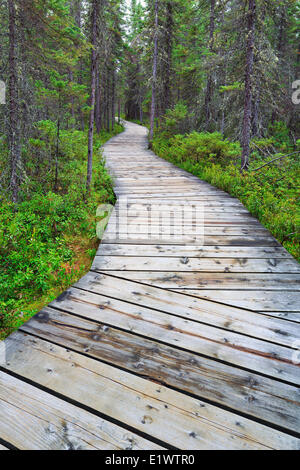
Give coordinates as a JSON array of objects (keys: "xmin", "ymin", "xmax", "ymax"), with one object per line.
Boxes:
[{"xmin": 0, "ymin": 121, "xmax": 300, "ymax": 450}]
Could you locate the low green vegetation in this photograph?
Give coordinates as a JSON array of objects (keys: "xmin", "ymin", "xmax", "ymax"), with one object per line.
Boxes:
[
  {"xmin": 152, "ymin": 108, "xmax": 300, "ymax": 262},
  {"xmin": 0, "ymin": 123, "xmax": 123, "ymax": 339}
]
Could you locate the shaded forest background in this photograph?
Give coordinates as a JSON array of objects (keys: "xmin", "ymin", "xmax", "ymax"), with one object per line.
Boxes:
[{"xmin": 0, "ymin": 0, "xmax": 299, "ymax": 336}]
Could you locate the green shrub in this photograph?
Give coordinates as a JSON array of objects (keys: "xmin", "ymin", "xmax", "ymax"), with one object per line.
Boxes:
[
  {"xmin": 153, "ymin": 131, "xmax": 241, "ymax": 167},
  {"xmin": 0, "ymin": 125, "xmax": 123, "ymax": 338},
  {"xmin": 158, "ymin": 103, "xmax": 188, "ymax": 138},
  {"xmin": 268, "ymin": 121, "xmax": 292, "ymax": 152}
]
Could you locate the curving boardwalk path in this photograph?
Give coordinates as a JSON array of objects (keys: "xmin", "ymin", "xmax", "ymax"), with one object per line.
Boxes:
[{"xmin": 0, "ymin": 121, "xmax": 300, "ymax": 450}]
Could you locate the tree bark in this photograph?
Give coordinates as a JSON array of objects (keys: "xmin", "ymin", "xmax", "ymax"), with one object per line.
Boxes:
[
  {"xmin": 103, "ymin": 69, "xmax": 108, "ymax": 130},
  {"xmin": 241, "ymin": 0, "xmax": 256, "ymax": 171},
  {"xmin": 74, "ymin": 0, "xmax": 82, "ymax": 29},
  {"xmin": 106, "ymin": 69, "xmax": 110, "ymax": 132},
  {"xmin": 149, "ymin": 0, "xmax": 159, "ymax": 142},
  {"xmin": 139, "ymin": 95, "xmax": 143, "ymax": 124},
  {"xmin": 8, "ymin": 0, "xmax": 21, "ymax": 203},
  {"xmin": 277, "ymin": 6, "xmax": 286, "ymax": 57},
  {"xmin": 69, "ymin": 69, "xmax": 75, "ymax": 127},
  {"xmin": 251, "ymin": 89, "xmax": 260, "ymax": 137},
  {"xmin": 118, "ymin": 98, "xmax": 121, "ymax": 124},
  {"xmin": 87, "ymin": 0, "xmax": 99, "ymax": 193},
  {"xmin": 95, "ymin": 61, "xmax": 101, "ymax": 134},
  {"xmin": 54, "ymin": 95, "xmax": 61, "ymax": 192},
  {"xmin": 71, "ymin": 0, "xmax": 84, "ymax": 131},
  {"xmin": 163, "ymin": 2, "xmax": 173, "ymax": 114},
  {"xmin": 204, "ymin": 0, "xmax": 216, "ymax": 130},
  {"xmin": 111, "ymin": 68, "xmax": 115, "ymax": 131}
]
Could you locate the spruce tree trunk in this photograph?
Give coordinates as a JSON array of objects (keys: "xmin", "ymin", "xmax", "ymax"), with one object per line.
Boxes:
[
  {"xmin": 103, "ymin": 69, "xmax": 107, "ymax": 130},
  {"xmin": 164, "ymin": 2, "xmax": 173, "ymax": 113},
  {"xmin": 72, "ymin": 0, "xmax": 84, "ymax": 131},
  {"xmin": 69, "ymin": 69, "xmax": 75, "ymax": 126},
  {"xmin": 277, "ymin": 6, "xmax": 286, "ymax": 56},
  {"xmin": 55, "ymin": 106, "xmax": 61, "ymax": 192},
  {"xmin": 139, "ymin": 95, "xmax": 143, "ymax": 124},
  {"xmin": 74, "ymin": 0, "xmax": 82, "ymax": 29},
  {"xmin": 251, "ymin": 90, "xmax": 260, "ymax": 137},
  {"xmin": 241, "ymin": 0, "xmax": 256, "ymax": 171},
  {"xmin": 111, "ymin": 69, "xmax": 115, "ymax": 131},
  {"xmin": 149, "ymin": 0, "xmax": 159, "ymax": 142},
  {"xmin": 204, "ymin": 0, "xmax": 216, "ymax": 130},
  {"xmin": 95, "ymin": 61, "xmax": 101, "ymax": 134},
  {"xmin": 106, "ymin": 71, "xmax": 110, "ymax": 132},
  {"xmin": 118, "ymin": 98, "xmax": 121, "ymax": 124},
  {"xmin": 8, "ymin": 0, "xmax": 21, "ymax": 203},
  {"xmin": 87, "ymin": 0, "xmax": 99, "ymax": 193}
]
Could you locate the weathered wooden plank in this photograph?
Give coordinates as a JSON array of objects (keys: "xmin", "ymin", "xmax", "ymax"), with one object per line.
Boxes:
[
  {"xmin": 114, "ymin": 191, "xmax": 237, "ymax": 196},
  {"xmin": 115, "ymin": 191, "xmax": 236, "ymax": 198},
  {"xmin": 112, "ymin": 174, "xmax": 191, "ymax": 180},
  {"xmin": 97, "ymin": 244, "xmax": 292, "ymax": 259},
  {"xmin": 112, "ymin": 208, "xmax": 251, "ymax": 216},
  {"xmin": 109, "ymin": 165, "xmax": 181, "ymax": 170},
  {"xmin": 76, "ymin": 272, "xmax": 299, "ymax": 323},
  {"xmin": 172, "ymin": 290, "xmax": 300, "ymax": 315},
  {"xmin": 115, "ymin": 187, "xmax": 231, "ymax": 195},
  {"xmin": 111, "ymin": 176, "xmax": 221, "ymax": 184},
  {"xmin": 115, "ymin": 205, "xmax": 249, "ymax": 213},
  {"xmin": 3, "ymin": 332, "xmax": 299, "ymax": 450},
  {"xmin": 21, "ymin": 307, "xmax": 300, "ymax": 433},
  {"xmin": 114, "ymin": 180, "xmax": 220, "ymax": 185},
  {"xmin": 89, "ymin": 270, "xmax": 300, "ymax": 290},
  {"xmin": 107, "ymin": 220, "xmax": 260, "ymax": 228},
  {"xmin": 113, "ymin": 180, "xmax": 225, "ymax": 187},
  {"xmin": 102, "ymin": 232, "xmax": 274, "ymax": 246},
  {"xmin": 260, "ymin": 312, "xmax": 300, "ymax": 321},
  {"xmin": 101, "ymin": 234, "xmax": 280, "ymax": 246},
  {"xmin": 114, "ymin": 175, "xmax": 200, "ymax": 178},
  {"xmin": 111, "ymin": 172, "xmax": 201, "ymax": 178},
  {"xmin": 108, "ymin": 218, "xmax": 261, "ymax": 228},
  {"xmin": 105, "ymin": 224, "xmax": 271, "ymax": 236},
  {"xmin": 112, "ymin": 173, "xmax": 211, "ymax": 177},
  {"xmin": 115, "ymin": 198, "xmax": 244, "ymax": 206},
  {"xmin": 93, "ymin": 256, "xmax": 300, "ymax": 274},
  {"xmin": 113, "ymin": 184, "xmax": 228, "ymax": 192},
  {"xmin": 115, "ymin": 176, "xmax": 201, "ymax": 181},
  {"xmin": 115, "ymin": 179, "xmax": 210, "ymax": 186},
  {"xmin": 0, "ymin": 371, "xmax": 161, "ymax": 450},
  {"xmin": 114, "ymin": 194, "xmax": 241, "ymax": 200}
]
